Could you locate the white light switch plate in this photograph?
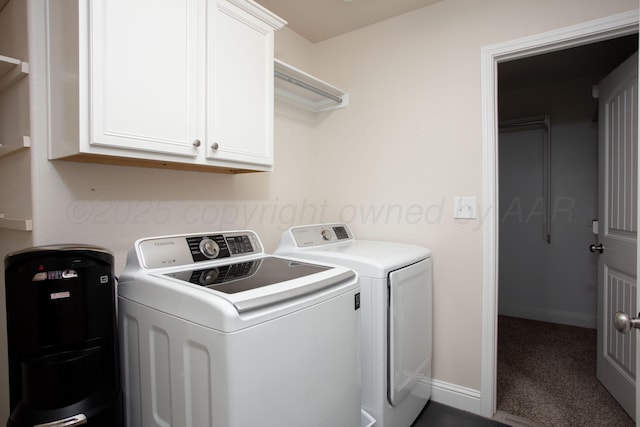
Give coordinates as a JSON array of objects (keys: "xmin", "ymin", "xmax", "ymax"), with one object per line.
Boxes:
[{"xmin": 454, "ymin": 196, "xmax": 477, "ymax": 219}]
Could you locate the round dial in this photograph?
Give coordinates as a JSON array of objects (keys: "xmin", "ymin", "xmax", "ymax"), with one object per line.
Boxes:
[
  {"xmin": 199, "ymin": 268, "xmax": 220, "ymax": 286},
  {"xmin": 321, "ymin": 229, "xmax": 332, "ymax": 241},
  {"xmin": 199, "ymin": 238, "xmax": 220, "ymax": 259}
]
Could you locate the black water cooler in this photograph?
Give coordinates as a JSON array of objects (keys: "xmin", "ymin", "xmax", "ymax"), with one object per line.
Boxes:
[{"xmin": 4, "ymin": 245, "xmax": 123, "ymax": 427}]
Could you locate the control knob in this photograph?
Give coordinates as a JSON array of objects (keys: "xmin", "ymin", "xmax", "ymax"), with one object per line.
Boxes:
[
  {"xmin": 321, "ymin": 229, "xmax": 332, "ymax": 241},
  {"xmin": 199, "ymin": 238, "xmax": 220, "ymax": 259},
  {"xmin": 199, "ymin": 268, "xmax": 220, "ymax": 286}
]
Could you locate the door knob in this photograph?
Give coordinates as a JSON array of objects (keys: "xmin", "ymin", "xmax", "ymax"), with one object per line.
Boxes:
[
  {"xmin": 589, "ymin": 243, "xmax": 604, "ymax": 253},
  {"xmin": 614, "ymin": 311, "xmax": 640, "ymax": 334}
]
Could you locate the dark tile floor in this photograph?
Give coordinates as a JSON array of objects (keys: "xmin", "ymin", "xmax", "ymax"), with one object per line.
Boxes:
[{"xmin": 411, "ymin": 401, "xmax": 509, "ymax": 427}]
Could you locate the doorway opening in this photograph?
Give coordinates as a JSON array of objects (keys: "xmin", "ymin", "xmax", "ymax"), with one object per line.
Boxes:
[
  {"xmin": 496, "ymin": 35, "xmax": 637, "ymax": 427},
  {"xmin": 479, "ymin": 10, "xmax": 640, "ymax": 422}
]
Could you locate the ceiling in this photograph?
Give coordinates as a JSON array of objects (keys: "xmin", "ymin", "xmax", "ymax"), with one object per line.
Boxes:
[
  {"xmin": 499, "ymin": 34, "xmax": 638, "ymax": 92},
  {"xmin": 254, "ymin": 0, "xmax": 638, "ymax": 94},
  {"xmin": 253, "ymin": 0, "xmax": 442, "ymax": 43}
]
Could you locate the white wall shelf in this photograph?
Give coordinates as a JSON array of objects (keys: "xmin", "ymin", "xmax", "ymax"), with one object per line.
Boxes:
[
  {"xmin": 274, "ymin": 59, "xmax": 348, "ymax": 112},
  {"xmin": 0, "ymin": 213, "xmax": 33, "ymax": 231},
  {"xmin": 0, "ymin": 135, "xmax": 30, "ymax": 158},
  {"xmin": 0, "ymin": 53, "xmax": 30, "ymax": 157},
  {"xmin": 0, "ymin": 54, "xmax": 28, "ymax": 94}
]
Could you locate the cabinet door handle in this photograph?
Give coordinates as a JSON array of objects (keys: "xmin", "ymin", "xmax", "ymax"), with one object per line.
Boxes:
[
  {"xmin": 192, "ymin": 139, "xmax": 201, "ymax": 148},
  {"xmin": 211, "ymin": 142, "xmax": 219, "ymax": 150}
]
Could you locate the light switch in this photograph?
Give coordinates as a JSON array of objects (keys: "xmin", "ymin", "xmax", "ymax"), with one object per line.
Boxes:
[{"xmin": 454, "ymin": 197, "xmax": 477, "ymax": 219}]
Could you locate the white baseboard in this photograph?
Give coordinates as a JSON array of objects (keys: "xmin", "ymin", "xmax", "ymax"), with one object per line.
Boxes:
[
  {"xmin": 429, "ymin": 307, "xmax": 595, "ymax": 417},
  {"xmin": 431, "ymin": 378, "xmax": 481, "ymax": 415},
  {"xmin": 498, "ymin": 304, "xmax": 596, "ymax": 329}
]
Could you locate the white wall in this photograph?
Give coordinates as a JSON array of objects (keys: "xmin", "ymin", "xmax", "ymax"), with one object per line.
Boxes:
[
  {"xmin": 0, "ymin": 0, "xmax": 637, "ymax": 422},
  {"xmin": 28, "ymin": 28, "xmax": 320, "ymax": 268},
  {"xmin": 0, "ymin": 17, "xmax": 319, "ymax": 423}
]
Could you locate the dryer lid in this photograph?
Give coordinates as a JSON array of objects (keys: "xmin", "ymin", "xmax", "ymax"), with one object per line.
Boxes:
[{"xmin": 276, "ymin": 240, "xmax": 430, "ymax": 278}]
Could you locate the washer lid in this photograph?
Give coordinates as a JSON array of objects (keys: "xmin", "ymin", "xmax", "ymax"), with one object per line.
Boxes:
[
  {"xmin": 121, "ymin": 255, "xmax": 356, "ymax": 317},
  {"xmin": 164, "ymin": 256, "xmax": 354, "ymax": 313},
  {"xmin": 164, "ymin": 256, "xmax": 328, "ymax": 294}
]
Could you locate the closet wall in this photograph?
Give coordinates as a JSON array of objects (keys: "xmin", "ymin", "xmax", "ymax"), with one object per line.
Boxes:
[{"xmin": 498, "ymin": 74, "xmax": 602, "ymax": 327}]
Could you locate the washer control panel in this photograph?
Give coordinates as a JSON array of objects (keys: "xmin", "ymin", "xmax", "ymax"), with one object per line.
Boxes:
[
  {"xmin": 137, "ymin": 231, "xmax": 262, "ymax": 269},
  {"xmin": 288, "ymin": 223, "xmax": 353, "ymax": 247}
]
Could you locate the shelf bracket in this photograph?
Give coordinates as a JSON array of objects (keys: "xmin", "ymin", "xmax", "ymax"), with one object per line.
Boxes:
[
  {"xmin": 274, "ymin": 59, "xmax": 348, "ymax": 112},
  {"xmin": 0, "ymin": 55, "xmax": 28, "ymax": 94},
  {"xmin": 274, "ymin": 70, "xmax": 343, "ymax": 104},
  {"xmin": 0, "ymin": 213, "xmax": 33, "ymax": 231}
]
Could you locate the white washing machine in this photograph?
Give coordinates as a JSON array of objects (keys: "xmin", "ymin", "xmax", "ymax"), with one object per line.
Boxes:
[
  {"xmin": 117, "ymin": 230, "xmax": 362, "ymax": 427},
  {"xmin": 276, "ymin": 223, "xmax": 432, "ymax": 427}
]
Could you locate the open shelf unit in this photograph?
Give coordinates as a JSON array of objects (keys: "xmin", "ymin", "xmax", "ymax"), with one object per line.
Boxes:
[
  {"xmin": 274, "ymin": 59, "xmax": 348, "ymax": 112},
  {"xmin": 0, "ymin": 54, "xmax": 30, "ymax": 158},
  {"xmin": 0, "ymin": 1, "xmax": 32, "ymax": 231}
]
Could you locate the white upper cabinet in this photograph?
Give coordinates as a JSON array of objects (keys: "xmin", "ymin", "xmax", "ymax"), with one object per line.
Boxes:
[
  {"xmin": 89, "ymin": 0, "xmax": 201, "ymax": 158},
  {"xmin": 206, "ymin": 0, "xmax": 276, "ymax": 167},
  {"xmin": 47, "ymin": 0, "xmax": 285, "ymax": 173}
]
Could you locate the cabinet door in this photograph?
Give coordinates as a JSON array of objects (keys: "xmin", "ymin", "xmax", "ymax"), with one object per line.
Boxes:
[
  {"xmin": 206, "ymin": 0, "xmax": 274, "ymax": 168},
  {"xmin": 90, "ymin": 0, "xmax": 202, "ymax": 157}
]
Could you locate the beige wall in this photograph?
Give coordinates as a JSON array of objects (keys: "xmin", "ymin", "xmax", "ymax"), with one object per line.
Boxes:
[
  {"xmin": 0, "ymin": 0, "xmax": 637, "ymax": 422},
  {"xmin": 293, "ymin": 0, "xmax": 637, "ymax": 396}
]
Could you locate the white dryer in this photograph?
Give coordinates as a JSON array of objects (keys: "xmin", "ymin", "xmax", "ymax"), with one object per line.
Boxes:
[
  {"xmin": 118, "ymin": 230, "xmax": 362, "ymax": 427},
  {"xmin": 276, "ymin": 223, "xmax": 432, "ymax": 427}
]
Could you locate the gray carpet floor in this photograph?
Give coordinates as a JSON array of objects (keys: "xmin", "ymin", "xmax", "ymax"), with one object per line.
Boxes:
[{"xmin": 497, "ymin": 315, "xmax": 633, "ymax": 427}]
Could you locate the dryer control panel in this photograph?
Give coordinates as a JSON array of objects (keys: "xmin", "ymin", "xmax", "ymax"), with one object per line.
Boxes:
[
  {"xmin": 286, "ymin": 223, "xmax": 353, "ymax": 248},
  {"xmin": 136, "ymin": 231, "xmax": 263, "ymax": 269}
]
